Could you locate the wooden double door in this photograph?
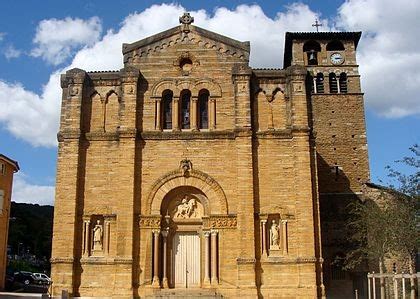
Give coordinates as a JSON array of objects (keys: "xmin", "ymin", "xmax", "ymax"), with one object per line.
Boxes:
[{"xmin": 172, "ymin": 232, "xmax": 201, "ymax": 288}]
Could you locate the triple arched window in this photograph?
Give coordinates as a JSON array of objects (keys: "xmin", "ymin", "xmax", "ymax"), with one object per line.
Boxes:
[
  {"xmin": 158, "ymin": 88, "xmax": 213, "ymax": 131},
  {"xmin": 310, "ymin": 72, "xmax": 348, "ymax": 94}
]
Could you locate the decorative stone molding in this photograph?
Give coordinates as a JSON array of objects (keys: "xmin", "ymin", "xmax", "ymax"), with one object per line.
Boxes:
[
  {"xmin": 140, "ymin": 130, "xmax": 235, "ymax": 140},
  {"xmin": 261, "ymin": 256, "xmax": 317, "ymax": 264},
  {"xmin": 50, "ymin": 257, "xmax": 74, "ymax": 264},
  {"xmin": 150, "ymin": 78, "xmax": 222, "ymax": 98},
  {"xmin": 123, "ymin": 29, "xmax": 249, "ymax": 64},
  {"xmin": 146, "ymin": 166, "xmax": 228, "ymax": 215},
  {"xmin": 80, "ymin": 257, "xmax": 133, "ymax": 265},
  {"xmin": 208, "ymin": 215, "xmax": 237, "ymax": 229},
  {"xmin": 139, "ymin": 215, "xmax": 161, "ymax": 228},
  {"xmin": 83, "ymin": 206, "xmax": 114, "ymax": 216},
  {"xmin": 236, "ymin": 258, "xmax": 256, "ymax": 265}
]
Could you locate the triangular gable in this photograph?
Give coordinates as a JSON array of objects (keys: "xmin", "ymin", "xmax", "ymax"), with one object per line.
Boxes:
[{"xmin": 122, "ymin": 25, "xmax": 250, "ymax": 63}]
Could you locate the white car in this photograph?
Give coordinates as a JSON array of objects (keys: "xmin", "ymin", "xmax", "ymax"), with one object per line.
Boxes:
[{"xmin": 33, "ymin": 273, "xmax": 51, "ymax": 284}]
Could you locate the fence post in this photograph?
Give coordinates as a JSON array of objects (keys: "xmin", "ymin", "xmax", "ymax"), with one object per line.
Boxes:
[
  {"xmin": 402, "ymin": 272, "xmax": 406, "ymax": 299},
  {"xmin": 393, "ymin": 273, "xmax": 398, "ymax": 299},
  {"xmin": 373, "ymin": 272, "xmax": 376, "ymax": 299},
  {"xmin": 368, "ymin": 273, "xmax": 371, "ymax": 299},
  {"xmin": 410, "ymin": 273, "xmax": 415, "ymax": 299},
  {"xmin": 355, "ymin": 289, "xmax": 359, "ymax": 299}
]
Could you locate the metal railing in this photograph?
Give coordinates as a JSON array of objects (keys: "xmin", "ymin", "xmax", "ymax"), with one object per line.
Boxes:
[{"xmin": 367, "ymin": 272, "xmax": 419, "ymax": 299}]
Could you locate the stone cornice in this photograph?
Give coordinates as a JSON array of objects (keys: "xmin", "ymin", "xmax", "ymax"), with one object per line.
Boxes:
[
  {"xmin": 261, "ymin": 256, "xmax": 317, "ymax": 264},
  {"xmin": 80, "ymin": 257, "xmax": 133, "ymax": 265},
  {"xmin": 141, "ymin": 130, "xmax": 236, "ymax": 140},
  {"xmin": 50, "ymin": 257, "xmax": 74, "ymax": 264}
]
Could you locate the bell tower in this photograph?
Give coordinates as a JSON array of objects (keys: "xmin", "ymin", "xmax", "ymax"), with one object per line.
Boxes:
[
  {"xmin": 284, "ymin": 31, "xmax": 369, "ymax": 194},
  {"xmin": 284, "ymin": 31, "xmax": 370, "ymax": 296}
]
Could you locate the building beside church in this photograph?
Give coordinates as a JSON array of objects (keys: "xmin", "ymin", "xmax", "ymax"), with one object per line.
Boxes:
[
  {"xmin": 51, "ymin": 13, "xmax": 369, "ymax": 298},
  {"xmin": 0, "ymin": 154, "xmax": 19, "ymax": 290}
]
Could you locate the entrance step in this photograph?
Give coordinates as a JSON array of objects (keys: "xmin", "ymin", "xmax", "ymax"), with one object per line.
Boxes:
[{"xmin": 145, "ymin": 288, "xmax": 223, "ymax": 298}]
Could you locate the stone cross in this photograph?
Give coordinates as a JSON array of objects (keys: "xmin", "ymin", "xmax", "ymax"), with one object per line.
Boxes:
[
  {"xmin": 312, "ymin": 19, "xmax": 323, "ymax": 32},
  {"xmin": 179, "ymin": 12, "xmax": 194, "ymax": 25}
]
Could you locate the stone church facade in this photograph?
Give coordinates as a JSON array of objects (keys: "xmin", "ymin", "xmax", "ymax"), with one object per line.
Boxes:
[{"xmin": 51, "ymin": 14, "xmax": 369, "ymax": 298}]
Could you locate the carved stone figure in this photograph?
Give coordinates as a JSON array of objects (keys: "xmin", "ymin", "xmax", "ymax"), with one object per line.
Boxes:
[
  {"xmin": 270, "ymin": 220, "xmax": 279, "ymax": 248},
  {"xmin": 93, "ymin": 220, "xmax": 103, "ymax": 251},
  {"xmin": 180, "ymin": 159, "xmax": 192, "ymax": 176},
  {"xmin": 174, "ymin": 196, "xmax": 197, "ymax": 218}
]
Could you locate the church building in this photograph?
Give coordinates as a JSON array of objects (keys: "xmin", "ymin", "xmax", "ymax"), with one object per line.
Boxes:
[{"xmin": 51, "ymin": 13, "xmax": 369, "ymax": 298}]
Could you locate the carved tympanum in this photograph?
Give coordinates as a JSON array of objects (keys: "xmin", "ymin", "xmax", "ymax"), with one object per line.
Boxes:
[{"xmin": 173, "ymin": 196, "xmax": 197, "ymax": 218}]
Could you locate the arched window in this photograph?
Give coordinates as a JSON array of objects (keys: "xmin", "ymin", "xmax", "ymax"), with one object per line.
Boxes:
[
  {"xmin": 162, "ymin": 90, "xmax": 173, "ymax": 129},
  {"xmin": 303, "ymin": 40, "xmax": 321, "ymax": 65},
  {"xmin": 339, "ymin": 73, "xmax": 348, "ymax": 93},
  {"xmin": 326, "ymin": 40, "xmax": 345, "ymax": 51},
  {"xmin": 316, "ymin": 73, "xmax": 324, "ymax": 93},
  {"xmin": 306, "ymin": 74, "xmax": 315, "ymax": 94},
  {"xmin": 198, "ymin": 89, "xmax": 209, "ymax": 129},
  {"xmin": 180, "ymin": 89, "xmax": 191, "ymax": 129},
  {"xmin": 329, "ymin": 73, "xmax": 338, "ymax": 93}
]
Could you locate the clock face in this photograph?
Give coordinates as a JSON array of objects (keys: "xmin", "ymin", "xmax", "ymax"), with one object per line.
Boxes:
[{"xmin": 330, "ymin": 52, "xmax": 344, "ymax": 65}]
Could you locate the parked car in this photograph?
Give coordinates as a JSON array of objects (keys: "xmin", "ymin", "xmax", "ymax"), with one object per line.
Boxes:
[
  {"xmin": 33, "ymin": 273, "xmax": 51, "ymax": 284},
  {"xmin": 13, "ymin": 271, "xmax": 38, "ymax": 285}
]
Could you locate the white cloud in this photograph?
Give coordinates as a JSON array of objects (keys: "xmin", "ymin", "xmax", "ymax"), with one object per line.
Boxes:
[
  {"xmin": 0, "ymin": 32, "xmax": 5, "ymax": 42},
  {"xmin": 31, "ymin": 16, "xmax": 102, "ymax": 65},
  {"xmin": 12, "ymin": 173, "xmax": 55, "ymax": 206},
  {"xmin": 0, "ymin": 2, "xmax": 418, "ymax": 148},
  {"xmin": 0, "ymin": 73, "xmax": 61, "ymax": 147},
  {"xmin": 336, "ymin": 0, "xmax": 420, "ymax": 117},
  {"xmin": 4, "ymin": 44, "xmax": 21, "ymax": 59}
]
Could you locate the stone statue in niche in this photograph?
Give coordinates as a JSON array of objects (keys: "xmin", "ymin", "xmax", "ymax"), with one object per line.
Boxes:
[
  {"xmin": 270, "ymin": 220, "xmax": 280, "ymax": 249},
  {"xmin": 174, "ymin": 196, "xmax": 197, "ymax": 219},
  {"xmin": 92, "ymin": 220, "xmax": 103, "ymax": 251}
]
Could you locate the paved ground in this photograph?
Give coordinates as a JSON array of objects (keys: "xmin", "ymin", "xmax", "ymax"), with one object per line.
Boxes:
[{"xmin": 0, "ymin": 293, "xmax": 44, "ymax": 298}]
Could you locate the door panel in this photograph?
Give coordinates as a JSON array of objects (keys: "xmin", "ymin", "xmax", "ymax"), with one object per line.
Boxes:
[{"xmin": 173, "ymin": 233, "xmax": 200, "ymax": 288}]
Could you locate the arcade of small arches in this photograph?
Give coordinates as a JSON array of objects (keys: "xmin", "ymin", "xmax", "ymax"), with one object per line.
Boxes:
[
  {"xmin": 309, "ymin": 72, "xmax": 348, "ymax": 94},
  {"xmin": 151, "ymin": 79, "xmax": 222, "ymax": 131}
]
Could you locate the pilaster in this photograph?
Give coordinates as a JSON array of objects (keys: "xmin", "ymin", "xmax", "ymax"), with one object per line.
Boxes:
[{"xmin": 52, "ymin": 68, "xmax": 86, "ymax": 295}]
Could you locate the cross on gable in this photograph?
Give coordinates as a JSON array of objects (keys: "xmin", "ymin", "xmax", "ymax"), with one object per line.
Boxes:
[
  {"xmin": 312, "ymin": 19, "xmax": 323, "ymax": 32},
  {"xmin": 179, "ymin": 12, "xmax": 194, "ymax": 25}
]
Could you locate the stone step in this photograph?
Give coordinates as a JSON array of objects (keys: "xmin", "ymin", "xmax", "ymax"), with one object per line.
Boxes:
[{"xmin": 144, "ymin": 288, "xmax": 223, "ymax": 298}]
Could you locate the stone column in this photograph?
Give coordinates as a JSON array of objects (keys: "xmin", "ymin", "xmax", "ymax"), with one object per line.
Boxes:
[
  {"xmin": 261, "ymin": 220, "xmax": 267, "ymax": 257},
  {"xmin": 104, "ymin": 220, "xmax": 111, "ymax": 255},
  {"xmin": 83, "ymin": 220, "xmax": 90, "ymax": 257},
  {"xmin": 152, "ymin": 230, "xmax": 160, "ymax": 287},
  {"xmin": 191, "ymin": 96, "xmax": 198, "ymax": 131},
  {"xmin": 161, "ymin": 230, "xmax": 169, "ymax": 288},
  {"xmin": 173, "ymin": 97, "xmax": 180, "ymax": 131},
  {"xmin": 203, "ymin": 231, "xmax": 211, "ymax": 285},
  {"xmin": 211, "ymin": 230, "xmax": 218, "ymax": 285},
  {"xmin": 281, "ymin": 220, "xmax": 288, "ymax": 255},
  {"xmin": 209, "ymin": 98, "xmax": 216, "ymax": 130},
  {"xmin": 155, "ymin": 99, "xmax": 162, "ymax": 130}
]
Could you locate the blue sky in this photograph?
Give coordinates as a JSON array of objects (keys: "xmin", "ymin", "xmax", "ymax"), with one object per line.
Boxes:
[{"xmin": 0, "ymin": 0, "xmax": 419, "ymax": 205}]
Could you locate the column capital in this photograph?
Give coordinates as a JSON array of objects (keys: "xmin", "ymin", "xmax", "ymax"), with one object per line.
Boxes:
[
  {"xmin": 261, "ymin": 219, "xmax": 267, "ymax": 224},
  {"xmin": 210, "ymin": 229, "xmax": 218, "ymax": 235},
  {"xmin": 152, "ymin": 229, "xmax": 161, "ymax": 235},
  {"xmin": 161, "ymin": 230, "xmax": 169, "ymax": 238}
]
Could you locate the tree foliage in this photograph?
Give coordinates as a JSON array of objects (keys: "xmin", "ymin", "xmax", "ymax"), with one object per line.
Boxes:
[{"xmin": 344, "ymin": 144, "xmax": 419, "ymax": 272}]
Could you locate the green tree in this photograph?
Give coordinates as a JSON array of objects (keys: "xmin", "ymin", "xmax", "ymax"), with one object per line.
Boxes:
[{"xmin": 344, "ymin": 144, "xmax": 419, "ymax": 296}]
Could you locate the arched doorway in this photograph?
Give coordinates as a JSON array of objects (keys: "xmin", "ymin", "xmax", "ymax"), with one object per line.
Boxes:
[{"xmin": 160, "ymin": 186, "xmax": 207, "ymax": 288}]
